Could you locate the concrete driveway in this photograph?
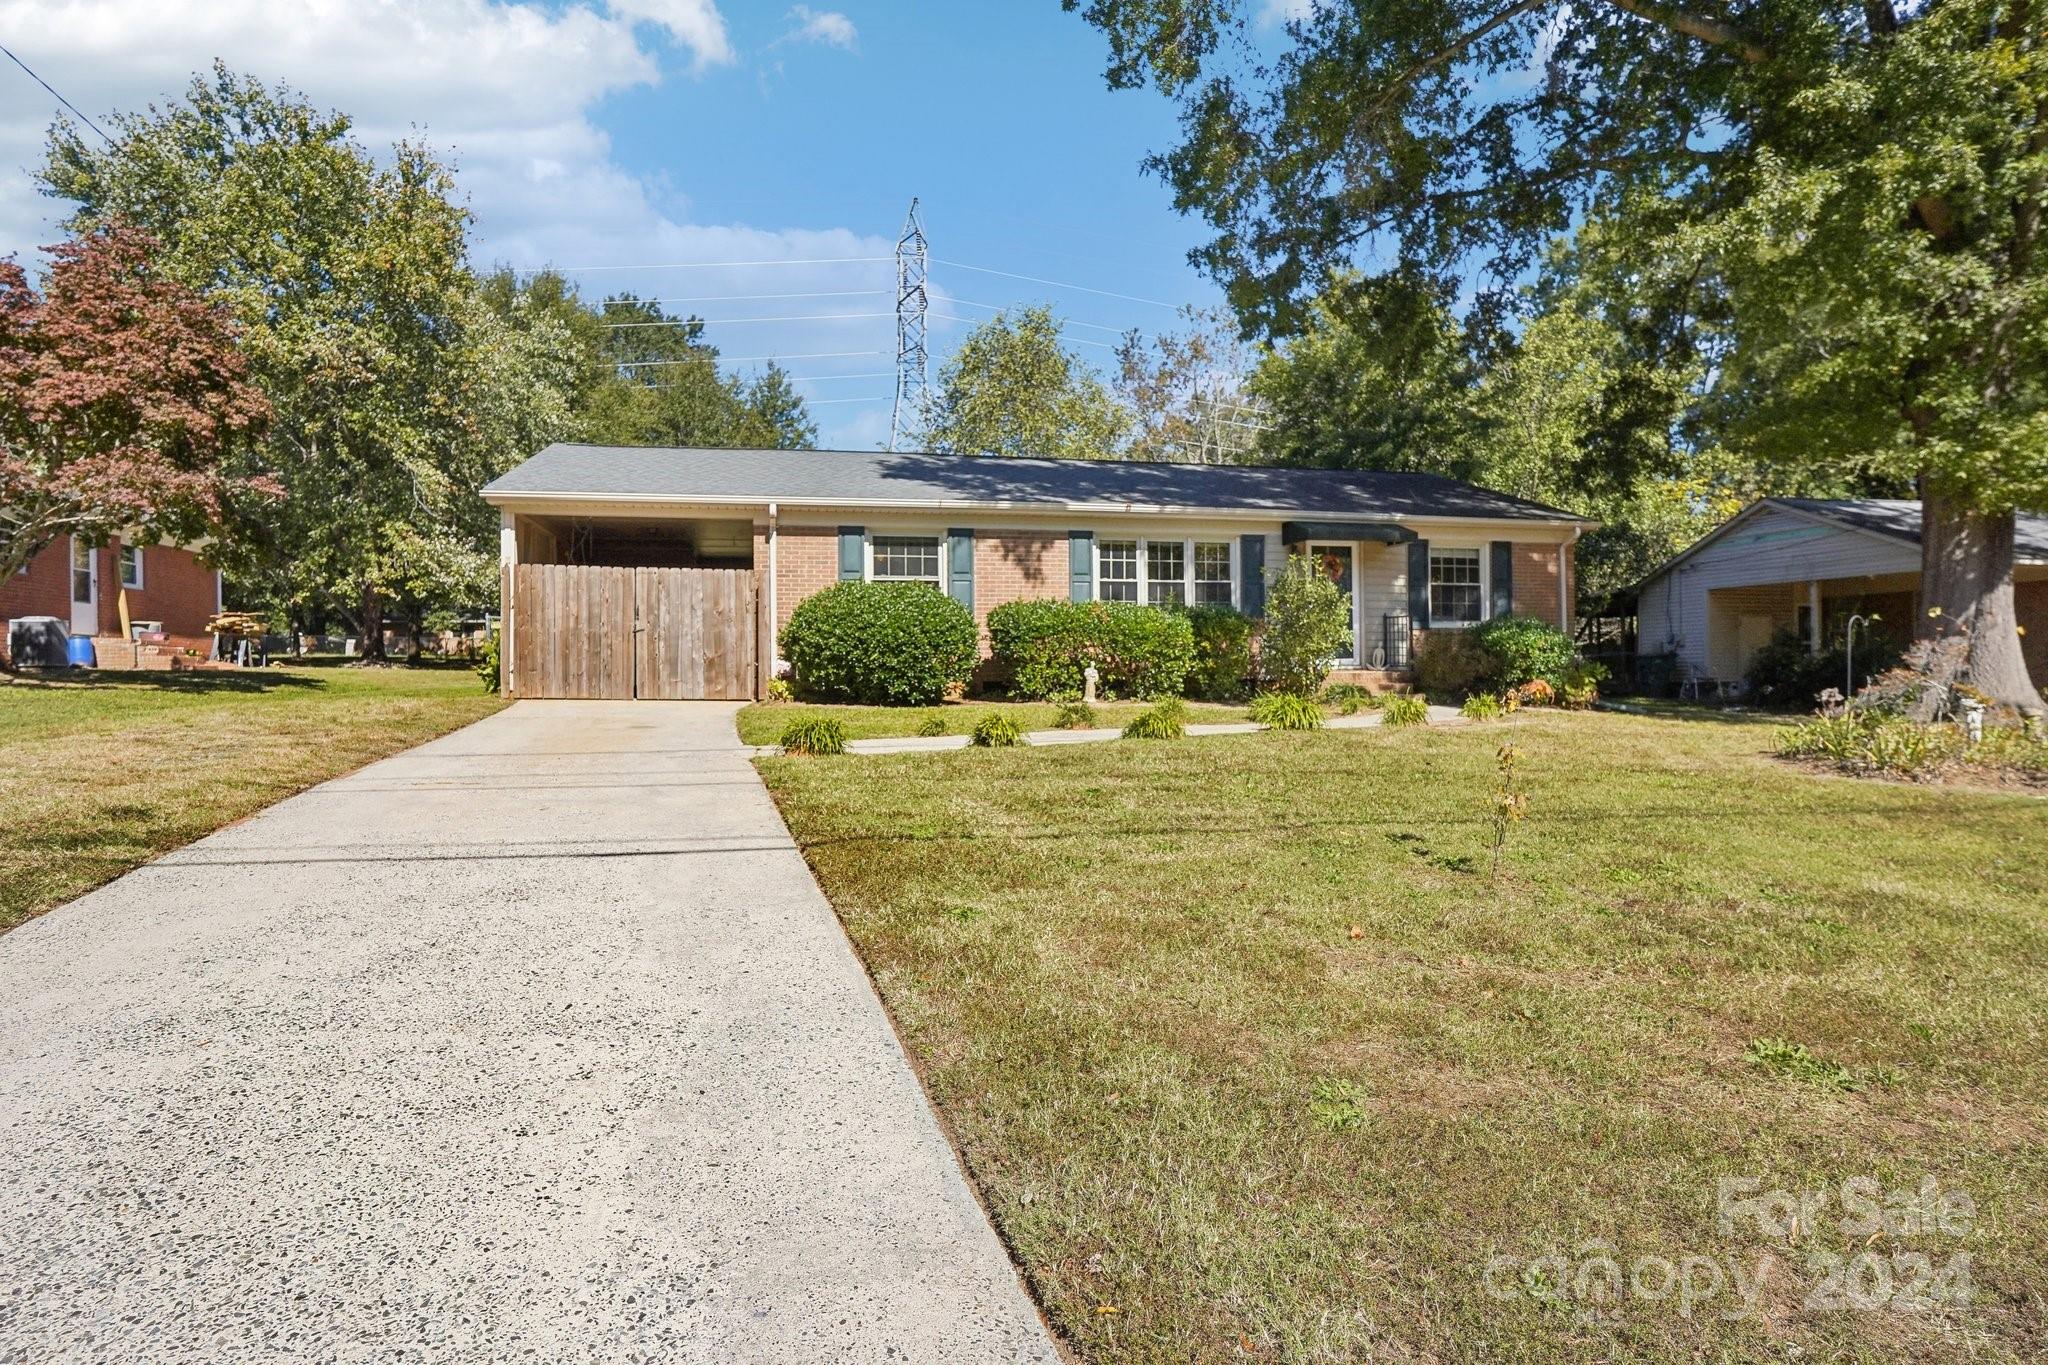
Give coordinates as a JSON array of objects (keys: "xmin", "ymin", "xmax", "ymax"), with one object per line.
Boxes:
[{"xmin": 0, "ymin": 701, "xmax": 1059, "ymax": 1363}]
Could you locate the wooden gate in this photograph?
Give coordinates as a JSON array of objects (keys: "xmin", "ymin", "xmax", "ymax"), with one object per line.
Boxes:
[
  {"xmin": 509, "ymin": 563, "xmax": 757, "ymax": 700},
  {"xmin": 635, "ymin": 567, "xmax": 757, "ymax": 700}
]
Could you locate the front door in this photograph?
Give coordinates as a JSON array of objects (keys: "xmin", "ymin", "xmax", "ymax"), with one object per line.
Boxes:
[
  {"xmin": 68, "ymin": 538, "xmax": 97, "ymax": 637},
  {"xmin": 1310, "ymin": 543, "xmax": 1357, "ymax": 666}
]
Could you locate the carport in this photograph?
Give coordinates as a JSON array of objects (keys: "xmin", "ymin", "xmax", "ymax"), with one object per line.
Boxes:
[{"xmin": 493, "ymin": 507, "xmax": 770, "ymax": 701}]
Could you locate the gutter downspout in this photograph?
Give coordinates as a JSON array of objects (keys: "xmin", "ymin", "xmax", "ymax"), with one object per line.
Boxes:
[
  {"xmin": 1559, "ymin": 526, "xmax": 1582, "ymax": 633},
  {"xmin": 766, "ymin": 503, "xmax": 779, "ymax": 680}
]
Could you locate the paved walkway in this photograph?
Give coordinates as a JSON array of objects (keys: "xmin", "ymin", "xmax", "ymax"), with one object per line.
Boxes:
[{"xmin": 0, "ymin": 702, "xmax": 1059, "ymax": 1363}]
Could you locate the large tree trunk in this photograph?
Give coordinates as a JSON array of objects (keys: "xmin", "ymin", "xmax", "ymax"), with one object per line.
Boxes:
[
  {"xmin": 1919, "ymin": 488, "xmax": 2043, "ymax": 716},
  {"xmin": 358, "ymin": 582, "xmax": 387, "ymax": 664}
]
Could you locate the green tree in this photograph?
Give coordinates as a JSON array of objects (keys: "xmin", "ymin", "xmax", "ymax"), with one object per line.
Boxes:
[
  {"xmin": 920, "ymin": 305, "xmax": 1129, "ymax": 458},
  {"xmin": 1114, "ymin": 306, "xmax": 1266, "ymax": 462},
  {"xmin": 42, "ymin": 65, "xmax": 573, "ymax": 660},
  {"xmin": 1072, "ymin": 0, "xmax": 2048, "ymax": 710}
]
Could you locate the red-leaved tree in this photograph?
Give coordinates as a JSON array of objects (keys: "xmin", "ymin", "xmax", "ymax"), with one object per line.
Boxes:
[{"xmin": 0, "ymin": 223, "xmax": 274, "ymax": 595}]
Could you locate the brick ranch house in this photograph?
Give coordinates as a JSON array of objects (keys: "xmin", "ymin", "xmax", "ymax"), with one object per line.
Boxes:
[
  {"xmin": 2, "ymin": 535, "xmax": 222, "ymax": 667},
  {"xmin": 481, "ymin": 444, "xmax": 1592, "ymax": 701}
]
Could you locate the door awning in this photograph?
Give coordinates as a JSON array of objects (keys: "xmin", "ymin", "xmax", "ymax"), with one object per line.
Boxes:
[{"xmin": 1280, "ymin": 520, "xmax": 1418, "ymax": 545}]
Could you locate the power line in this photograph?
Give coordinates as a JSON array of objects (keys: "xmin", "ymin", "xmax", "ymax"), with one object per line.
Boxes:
[
  {"xmin": 1, "ymin": 43, "xmax": 112, "ymax": 145},
  {"xmin": 931, "ymin": 258, "xmax": 1182, "ymax": 310},
  {"xmin": 943, "ymin": 296, "xmax": 1146, "ymax": 336},
  {"xmin": 602, "ymin": 311, "xmax": 895, "ymax": 329},
  {"xmin": 523, "ymin": 256, "xmax": 892, "ymax": 274},
  {"xmin": 929, "ymin": 311, "xmax": 1119, "ymax": 350},
  {"xmin": 622, "ymin": 350, "xmax": 887, "ymax": 368},
  {"xmin": 598, "ymin": 289, "xmax": 889, "ymax": 306}
]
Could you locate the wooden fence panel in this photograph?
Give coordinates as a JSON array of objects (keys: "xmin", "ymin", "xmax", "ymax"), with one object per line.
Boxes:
[
  {"xmin": 634, "ymin": 567, "xmax": 757, "ymax": 700},
  {"xmin": 510, "ymin": 564, "xmax": 634, "ymax": 699}
]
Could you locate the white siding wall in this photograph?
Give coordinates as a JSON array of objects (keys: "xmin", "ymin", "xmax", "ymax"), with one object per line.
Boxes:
[{"xmin": 1639, "ymin": 507, "xmax": 1916, "ymax": 676}]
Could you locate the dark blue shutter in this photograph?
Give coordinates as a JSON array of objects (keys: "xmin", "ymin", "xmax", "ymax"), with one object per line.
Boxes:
[
  {"xmin": 1069, "ymin": 530, "xmax": 1093, "ymax": 602},
  {"xmin": 1489, "ymin": 541, "xmax": 1514, "ymax": 619},
  {"xmin": 947, "ymin": 528, "xmax": 974, "ymax": 609},
  {"xmin": 1238, "ymin": 534, "xmax": 1266, "ymax": 616},
  {"xmin": 837, "ymin": 526, "xmax": 863, "ymax": 581},
  {"xmin": 1407, "ymin": 539, "xmax": 1431, "ymax": 628}
]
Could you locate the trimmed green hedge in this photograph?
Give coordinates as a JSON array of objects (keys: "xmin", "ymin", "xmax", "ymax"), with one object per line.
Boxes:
[
  {"xmin": 779, "ymin": 581, "xmax": 979, "ymax": 706},
  {"xmin": 986, "ymin": 599, "xmax": 1194, "ymax": 700},
  {"xmin": 1179, "ymin": 604, "xmax": 1257, "ymax": 701}
]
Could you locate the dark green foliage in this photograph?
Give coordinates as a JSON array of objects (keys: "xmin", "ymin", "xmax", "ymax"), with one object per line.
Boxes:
[
  {"xmin": 1178, "ymin": 604, "xmax": 1256, "ymax": 700},
  {"xmin": 1470, "ymin": 616, "xmax": 1575, "ymax": 690},
  {"xmin": 971, "ymin": 713, "xmax": 1025, "ymax": 748},
  {"xmin": 1413, "ymin": 630, "xmax": 1494, "ymax": 702},
  {"xmin": 1248, "ymin": 692, "xmax": 1323, "ymax": 730},
  {"xmin": 778, "ymin": 715, "xmax": 848, "ymax": 756},
  {"xmin": 1746, "ymin": 625, "xmax": 1903, "ymax": 711},
  {"xmin": 986, "ymin": 599, "xmax": 1194, "ymax": 700},
  {"xmin": 1260, "ymin": 556, "xmax": 1352, "ymax": 695},
  {"xmin": 780, "ymin": 582, "xmax": 979, "ymax": 707},
  {"xmin": 1121, "ymin": 698, "xmax": 1188, "ymax": 740}
]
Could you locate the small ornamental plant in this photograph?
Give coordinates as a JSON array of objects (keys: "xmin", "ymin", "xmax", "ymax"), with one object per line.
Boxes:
[
  {"xmin": 1053, "ymin": 699, "xmax": 1098, "ymax": 730},
  {"xmin": 915, "ymin": 713, "xmax": 948, "ymax": 737},
  {"xmin": 1490, "ymin": 742, "xmax": 1527, "ymax": 879},
  {"xmin": 1460, "ymin": 693, "xmax": 1503, "ymax": 721},
  {"xmin": 971, "ymin": 713, "xmax": 1024, "ymax": 747},
  {"xmin": 1122, "ymin": 698, "xmax": 1188, "ymax": 740},
  {"xmin": 1380, "ymin": 694, "xmax": 1429, "ymax": 727},
  {"xmin": 1249, "ymin": 692, "xmax": 1324, "ymax": 730},
  {"xmin": 778, "ymin": 715, "xmax": 848, "ymax": 756}
]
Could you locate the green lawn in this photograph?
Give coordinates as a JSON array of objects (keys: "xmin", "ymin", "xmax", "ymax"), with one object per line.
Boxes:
[
  {"xmin": 0, "ymin": 663, "xmax": 504, "ymax": 932},
  {"xmin": 735, "ymin": 698, "xmax": 1252, "ymax": 745},
  {"xmin": 757, "ymin": 708, "xmax": 2048, "ymax": 1362}
]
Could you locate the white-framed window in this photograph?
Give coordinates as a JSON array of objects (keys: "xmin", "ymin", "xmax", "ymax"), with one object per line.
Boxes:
[
  {"xmin": 1099, "ymin": 540, "xmax": 1139, "ymax": 601},
  {"xmin": 119, "ymin": 544, "xmax": 145, "ymax": 590},
  {"xmin": 1146, "ymin": 540, "xmax": 1185, "ymax": 606},
  {"xmin": 1193, "ymin": 542, "xmax": 1232, "ymax": 606},
  {"xmin": 1429, "ymin": 547, "xmax": 1484, "ymax": 625},
  {"xmin": 870, "ymin": 535, "xmax": 941, "ymax": 587},
  {"xmin": 1096, "ymin": 536, "xmax": 1235, "ymax": 609}
]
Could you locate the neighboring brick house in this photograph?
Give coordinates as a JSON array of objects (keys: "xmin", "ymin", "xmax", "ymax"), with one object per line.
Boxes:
[
  {"xmin": 2, "ymin": 535, "xmax": 221, "ymax": 664},
  {"xmin": 481, "ymin": 444, "xmax": 1591, "ymax": 700}
]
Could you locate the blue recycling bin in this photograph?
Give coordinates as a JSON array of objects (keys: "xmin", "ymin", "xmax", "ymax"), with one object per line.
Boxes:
[{"xmin": 65, "ymin": 634, "xmax": 97, "ymax": 668}]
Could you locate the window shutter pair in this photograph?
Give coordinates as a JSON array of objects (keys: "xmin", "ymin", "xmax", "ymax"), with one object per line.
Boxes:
[{"xmin": 840, "ymin": 524, "xmax": 974, "ymax": 608}]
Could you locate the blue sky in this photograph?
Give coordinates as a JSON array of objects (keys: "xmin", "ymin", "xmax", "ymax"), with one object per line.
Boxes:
[{"xmin": 0, "ymin": 0, "xmax": 1274, "ymax": 449}]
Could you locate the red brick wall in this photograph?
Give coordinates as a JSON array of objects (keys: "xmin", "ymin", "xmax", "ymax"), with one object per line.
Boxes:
[
  {"xmin": 772, "ymin": 524, "xmax": 839, "ymax": 640},
  {"xmin": 2, "ymin": 538, "xmax": 217, "ymax": 660},
  {"xmin": 1510, "ymin": 542, "xmax": 1573, "ymax": 629},
  {"xmin": 973, "ymin": 531, "xmax": 1064, "ymax": 633}
]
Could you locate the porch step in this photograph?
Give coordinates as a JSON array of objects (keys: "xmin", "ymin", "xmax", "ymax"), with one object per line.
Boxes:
[{"xmin": 1325, "ymin": 668, "xmax": 1414, "ymax": 694}]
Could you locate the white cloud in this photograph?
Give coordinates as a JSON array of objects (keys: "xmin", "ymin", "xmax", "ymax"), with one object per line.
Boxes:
[
  {"xmin": 780, "ymin": 6, "xmax": 858, "ymax": 51},
  {"xmin": 605, "ymin": 0, "xmax": 735, "ymax": 71},
  {"xmin": 0, "ymin": 0, "xmax": 901, "ymax": 443}
]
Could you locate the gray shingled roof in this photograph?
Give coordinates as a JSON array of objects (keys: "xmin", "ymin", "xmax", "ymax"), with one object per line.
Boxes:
[
  {"xmin": 1775, "ymin": 498, "xmax": 2048, "ymax": 561},
  {"xmin": 482, "ymin": 444, "xmax": 1591, "ymax": 523}
]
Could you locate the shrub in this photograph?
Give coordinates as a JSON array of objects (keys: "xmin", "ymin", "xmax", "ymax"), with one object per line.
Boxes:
[
  {"xmin": 1471, "ymin": 615, "xmax": 1575, "ymax": 690},
  {"xmin": 1775, "ymin": 711, "xmax": 1960, "ymax": 778},
  {"xmin": 1559, "ymin": 660, "xmax": 1609, "ymax": 709},
  {"xmin": 915, "ymin": 713, "xmax": 948, "ymax": 737},
  {"xmin": 971, "ymin": 713, "xmax": 1024, "ymax": 747},
  {"xmin": 764, "ymin": 677, "xmax": 794, "ymax": 703},
  {"xmin": 1179, "ymin": 604, "xmax": 1257, "ymax": 700},
  {"xmin": 1413, "ymin": 629, "xmax": 1493, "ymax": 701},
  {"xmin": 986, "ymin": 599, "xmax": 1194, "ymax": 700},
  {"xmin": 474, "ymin": 628, "xmax": 500, "ymax": 693},
  {"xmin": 1249, "ymin": 692, "xmax": 1324, "ymax": 730},
  {"xmin": 1747, "ymin": 623, "xmax": 1904, "ymax": 711},
  {"xmin": 1261, "ymin": 556, "xmax": 1352, "ymax": 696},
  {"xmin": 1122, "ymin": 697, "xmax": 1187, "ymax": 740},
  {"xmin": 780, "ymin": 582, "xmax": 979, "ymax": 706},
  {"xmin": 1381, "ymin": 694, "xmax": 1429, "ymax": 727},
  {"xmin": 1511, "ymin": 678, "xmax": 1556, "ymax": 708},
  {"xmin": 1460, "ymin": 693, "xmax": 1502, "ymax": 721},
  {"xmin": 779, "ymin": 715, "xmax": 848, "ymax": 756},
  {"xmin": 1053, "ymin": 699, "xmax": 1098, "ymax": 729}
]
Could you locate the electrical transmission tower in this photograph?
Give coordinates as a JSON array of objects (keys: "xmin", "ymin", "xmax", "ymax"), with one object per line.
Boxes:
[{"xmin": 890, "ymin": 198, "xmax": 929, "ymax": 451}]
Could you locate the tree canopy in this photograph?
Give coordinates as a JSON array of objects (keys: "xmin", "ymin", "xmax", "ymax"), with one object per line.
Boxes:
[
  {"xmin": 0, "ymin": 223, "xmax": 274, "ymax": 585},
  {"xmin": 1070, "ymin": 0, "xmax": 2048, "ymax": 707},
  {"xmin": 918, "ymin": 305, "xmax": 1129, "ymax": 458}
]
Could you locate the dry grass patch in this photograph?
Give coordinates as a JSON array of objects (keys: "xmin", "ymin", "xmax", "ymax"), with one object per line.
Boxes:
[
  {"xmin": 760, "ymin": 709, "xmax": 2048, "ymax": 1362},
  {"xmin": 1, "ymin": 664, "xmax": 503, "ymax": 930}
]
